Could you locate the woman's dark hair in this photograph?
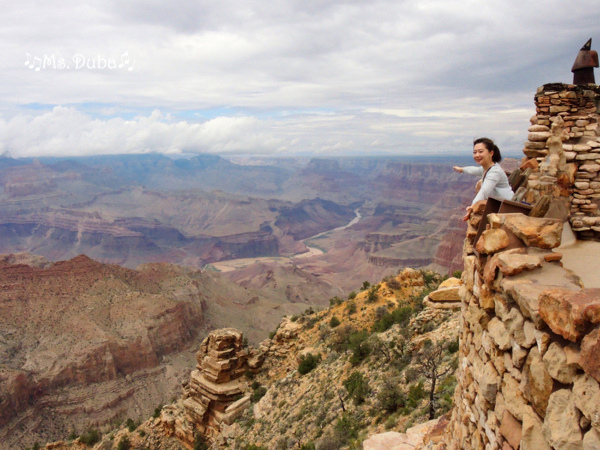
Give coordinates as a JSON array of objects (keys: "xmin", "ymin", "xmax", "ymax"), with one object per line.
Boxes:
[{"xmin": 473, "ymin": 137, "xmax": 502, "ymax": 163}]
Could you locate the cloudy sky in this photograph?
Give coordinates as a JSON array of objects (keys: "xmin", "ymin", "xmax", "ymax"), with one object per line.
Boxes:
[{"xmin": 0, "ymin": 0, "xmax": 598, "ymax": 158}]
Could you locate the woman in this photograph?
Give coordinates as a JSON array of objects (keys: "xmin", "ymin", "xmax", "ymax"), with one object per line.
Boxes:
[{"xmin": 453, "ymin": 137, "xmax": 513, "ymax": 221}]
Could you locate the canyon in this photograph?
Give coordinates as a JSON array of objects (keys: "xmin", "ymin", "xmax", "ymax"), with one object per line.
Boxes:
[
  {"xmin": 0, "ymin": 154, "xmax": 476, "ymax": 289},
  {"xmin": 0, "ymin": 153, "xmax": 480, "ymax": 447},
  {"xmin": 0, "ymin": 252, "xmax": 341, "ymax": 448}
]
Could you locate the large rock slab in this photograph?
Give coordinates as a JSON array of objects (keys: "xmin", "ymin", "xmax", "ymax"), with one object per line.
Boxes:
[
  {"xmin": 363, "ymin": 420, "xmax": 438, "ymax": 450},
  {"xmin": 428, "ymin": 287, "xmax": 461, "ymax": 302},
  {"xmin": 488, "ymin": 213, "xmax": 563, "ymax": 248},
  {"xmin": 539, "ymin": 288, "xmax": 600, "ymax": 342}
]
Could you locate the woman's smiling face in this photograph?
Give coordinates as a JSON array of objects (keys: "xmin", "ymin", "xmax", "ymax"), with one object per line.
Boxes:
[{"xmin": 473, "ymin": 142, "xmax": 494, "ymax": 167}]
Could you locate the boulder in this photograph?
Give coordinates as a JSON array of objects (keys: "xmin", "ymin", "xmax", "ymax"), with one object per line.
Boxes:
[
  {"xmin": 428, "ymin": 287, "xmax": 461, "ymax": 302},
  {"xmin": 487, "ymin": 213, "xmax": 563, "ymax": 249},
  {"xmin": 476, "ymin": 228, "xmax": 510, "ymax": 254},
  {"xmin": 539, "ymin": 288, "xmax": 600, "ymax": 342}
]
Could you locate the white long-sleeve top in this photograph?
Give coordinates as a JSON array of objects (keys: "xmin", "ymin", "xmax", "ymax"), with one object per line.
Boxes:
[{"xmin": 463, "ymin": 164, "xmax": 514, "ymax": 205}]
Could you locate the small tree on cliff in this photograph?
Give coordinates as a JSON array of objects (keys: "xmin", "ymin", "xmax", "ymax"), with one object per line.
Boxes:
[{"xmin": 414, "ymin": 339, "xmax": 455, "ymax": 420}]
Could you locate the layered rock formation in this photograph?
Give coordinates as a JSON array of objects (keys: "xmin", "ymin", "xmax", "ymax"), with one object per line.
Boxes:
[
  {"xmin": 161, "ymin": 329, "xmax": 263, "ymax": 448},
  {"xmin": 0, "ymin": 255, "xmax": 207, "ymax": 448},
  {"xmin": 0, "ymin": 253, "xmax": 332, "ymax": 449}
]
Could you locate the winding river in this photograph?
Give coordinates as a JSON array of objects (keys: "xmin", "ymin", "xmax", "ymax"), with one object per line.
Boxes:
[{"xmin": 207, "ymin": 208, "xmax": 362, "ymax": 271}]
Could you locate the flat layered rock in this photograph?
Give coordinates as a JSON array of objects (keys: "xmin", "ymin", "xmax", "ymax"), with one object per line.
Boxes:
[{"xmin": 539, "ymin": 288, "xmax": 600, "ymax": 342}]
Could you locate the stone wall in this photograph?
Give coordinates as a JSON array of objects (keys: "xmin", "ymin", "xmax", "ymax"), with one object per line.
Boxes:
[
  {"xmin": 519, "ymin": 83, "xmax": 600, "ymax": 239},
  {"xmin": 444, "ymin": 208, "xmax": 600, "ymax": 449}
]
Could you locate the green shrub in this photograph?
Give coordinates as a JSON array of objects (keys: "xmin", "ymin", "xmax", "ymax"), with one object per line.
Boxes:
[
  {"xmin": 251, "ymin": 386, "xmax": 267, "ymax": 402},
  {"xmin": 452, "ymin": 270, "xmax": 463, "ymax": 279},
  {"xmin": 377, "ymin": 383, "xmax": 406, "ymax": 413},
  {"xmin": 385, "ymin": 414, "xmax": 398, "ymax": 430},
  {"xmin": 347, "ymin": 291, "xmax": 357, "ymax": 300},
  {"xmin": 372, "ymin": 305, "xmax": 413, "ymax": 333},
  {"xmin": 117, "ymin": 436, "xmax": 130, "ymax": 450},
  {"xmin": 437, "ymin": 375, "xmax": 458, "ymax": 417},
  {"xmin": 361, "ymin": 281, "xmax": 370, "ymax": 290},
  {"xmin": 367, "ymin": 287, "xmax": 378, "ymax": 303},
  {"xmin": 386, "ymin": 277, "xmax": 401, "ymax": 290},
  {"xmin": 300, "ymin": 442, "xmax": 316, "ymax": 450},
  {"xmin": 334, "ymin": 413, "xmax": 360, "ymax": 441},
  {"xmin": 408, "ymin": 381, "xmax": 426, "ymax": 408},
  {"xmin": 343, "ymin": 371, "xmax": 369, "ymax": 405},
  {"xmin": 246, "ymin": 445, "xmax": 267, "ymax": 450},
  {"xmin": 448, "ymin": 339, "xmax": 459, "ymax": 354},
  {"xmin": 298, "ymin": 353, "xmax": 321, "ymax": 375},
  {"xmin": 126, "ymin": 418, "xmax": 137, "ymax": 432},
  {"xmin": 79, "ymin": 429, "xmax": 101, "ymax": 446},
  {"xmin": 329, "ymin": 316, "xmax": 341, "ymax": 328},
  {"xmin": 329, "ymin": 296, "xmax": 343, "ymax": 306},
  {"xmin": 153, "ymin": 404, "xmax": 163, "ymax": 418},
  {"xmin": 375, "ymin": 305, "xmax": 388, "ymax": 320},
  {"xmin": 194, "ymin": 435, "xmax": 209, "ymax": 450},
  {"xmin": 345, "ymin": 300, "xmax": 357, "ymax": 315}
]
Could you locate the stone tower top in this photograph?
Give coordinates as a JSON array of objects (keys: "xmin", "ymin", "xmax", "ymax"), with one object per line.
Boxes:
[{"xmin": 572, "ymin": 38, "xmax": 599, "ymax": 85}]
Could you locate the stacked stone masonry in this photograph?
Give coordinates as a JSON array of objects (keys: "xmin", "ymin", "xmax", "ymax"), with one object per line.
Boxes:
[
  {"xmin": 520, "ymin": 83, "xmax": 600, "ymax": 240},
  {"xmin": 443, "ymin": 209, "xmax": 600, "ymax": 449}
]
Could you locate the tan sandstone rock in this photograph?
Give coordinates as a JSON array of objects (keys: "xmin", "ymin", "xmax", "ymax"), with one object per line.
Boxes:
[
  {"xmin": 583, "ymin": 428, "xmax": 600, "ymax": 449},
  {"xmin": 572, "ymin": 373, "xmax": 600, "ymax": 430},
  {"xmin": 521, "ymin": 405, "xmax": 551, "ymax": 450},
  {"xmin": 542, "ymin": 389, "xmax": 583, "ymax": 450},
  {"xmin": 581, "ymin": 326, "xmax": 600, "ymax": 382},
  {"xmin": 522, "ymin": 347, "xmax": 553, "ymax": 417},
  {"xmin": 542, "ymin": 342, "xmax": 579, "ymax": 384},
  {"xmin": 488, "ymin": 213, "xmax": 563, "ymax": 249},
  {"xmin": 499, "ymin": 410, "xmax": 522, "ymax": 449},
  {"xmin": 476, "ymin": 228, "xmax": 510, "ymax": 254},
  {"xmin": 539, "ymin": 288, "xmax": 600, "ymax": 342},
  {"xmin": 502, "ymin": 373, "xmax": 527, "ymax": 421}
]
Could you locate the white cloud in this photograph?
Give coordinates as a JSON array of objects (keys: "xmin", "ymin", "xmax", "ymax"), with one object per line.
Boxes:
[{"xmin": 0, "ymin": 0, "xmax": 598, "ymax": 157}]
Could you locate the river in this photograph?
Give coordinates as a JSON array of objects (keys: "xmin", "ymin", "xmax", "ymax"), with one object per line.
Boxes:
[{"xmin": 206, "ymin": 208, "xmax": 362, "ymax": 271}]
